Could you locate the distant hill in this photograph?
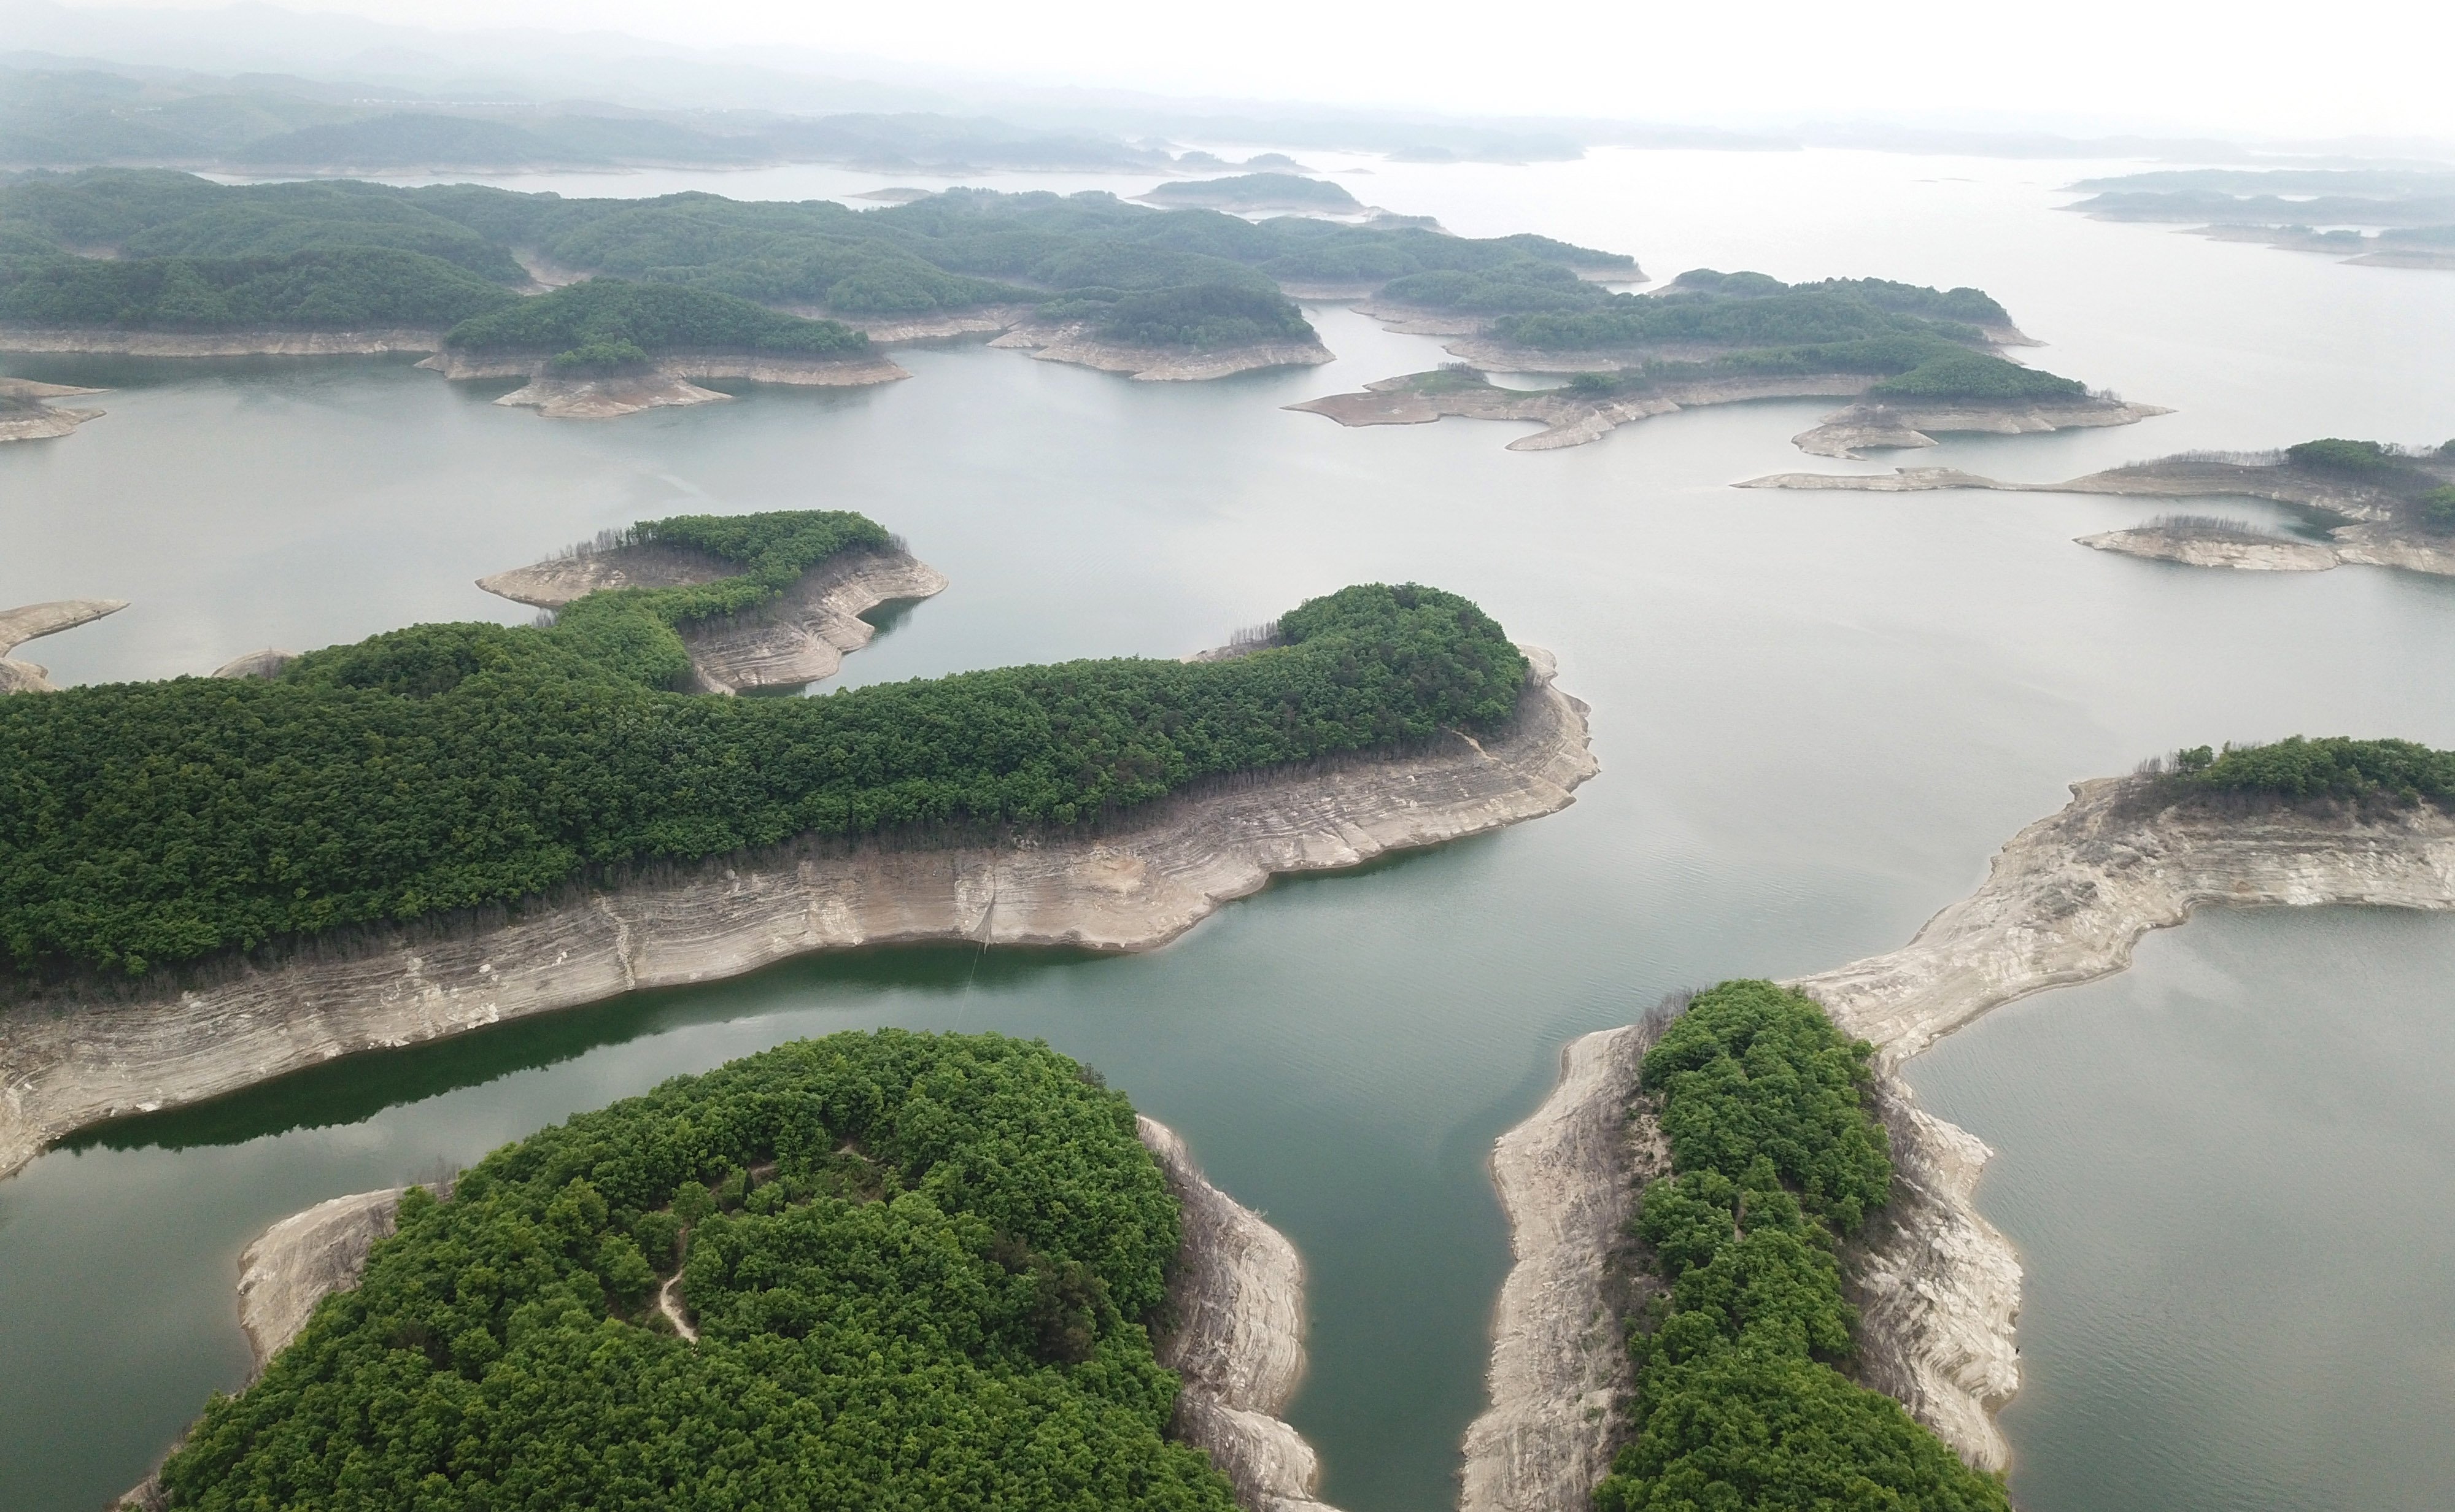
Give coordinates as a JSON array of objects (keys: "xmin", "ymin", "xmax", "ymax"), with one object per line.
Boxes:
[{"xmin": 1140, "ymin": 174, "xmax": 1363, "ymax": 212}]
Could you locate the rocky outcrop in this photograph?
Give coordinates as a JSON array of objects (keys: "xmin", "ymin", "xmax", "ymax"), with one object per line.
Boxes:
[
  {"xmin": 1140, "ymin": 1116, "xmax": 1349, "ymax": 1512},
  {"xmin": 1459, "ymin": 1024, "xmax": 1664, "ymax": 1512},
  {"xmin": 490, "ymin": 371, "xmax": 735, "ymax": 417},
  {"xmin": 0, "ymin": 650, "xmax": 1594, "ymax": 1180},
  {"xmin": 236, "ymin": 1187, "xmax": 415, "ymax": 1371},
  {"xmin": 0, "ymin": 596, "xmax": 127, "ymax": 692},
  {"xmin": 212, "ymin": 649, "xmax": 302, "ymax": 680},
  {"xmin": 477, "ymin": 544, "xmax": 949, "ymax": 693},
  {"xmin": 0, "ymin": 376, "xmax": 106, "ymax": 441},
  {"xmin": 1288, "ymin": 372, "xmax": 1874, "ymax": 452},
  {"xmin": 989, "ymin": 322, "xmax": 1334, "ymax": 380},
  {"xmin": 2075, "ymin": 528, "xmax": 2340, "ymax": 571},
  {"xmin": 1789, "ymin": 397, "xmax": 2173, "ymax": 459},
  {"xmin": 0, "ymin": 327, "xmax": 444, "ymax": 355},
  {"xmin": 1475, "ymin": 775, "xmax": 2455, "ymax": 1497},
  {"xmin": 825, "ymin": 305, "xmax": 1036, "ymax": 344},
  {"xmin": 1740, "ymin": 461, "xmax": 2455, "ymax": 579},
  {"xmin": 123, "ymin": 1123, "xmax": 1339, "ymax": 1512},
  {"xmin": 1291, "ymin": 372, "xmax": 2166, "ymax": 455}
]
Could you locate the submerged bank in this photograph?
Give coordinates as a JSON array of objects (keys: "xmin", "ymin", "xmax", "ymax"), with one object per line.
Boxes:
[
  {"xmin": 1472, "ymin": 773, "xmax": 2455, "ymax": 1505},
  {"xmin": 0, "ymin": 650, "xmax": 1594, "ymax": 1181}
]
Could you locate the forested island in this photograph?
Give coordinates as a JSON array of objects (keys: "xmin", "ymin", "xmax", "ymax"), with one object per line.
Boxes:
[
  {"xmin": 0, "ymin": 169, "xmax": 1639, "ymax": 385},
  {"xmin": 123, "ymin": 1030, "xmax": 1267, "ymax": 1511},
  {"xmin": 1475, "ymin": 736, "xmax": 2455, "ymax": 1511},
  {"xmin": 1742, "ymin": 436, "xmax": 2455, "ymax": 576}
]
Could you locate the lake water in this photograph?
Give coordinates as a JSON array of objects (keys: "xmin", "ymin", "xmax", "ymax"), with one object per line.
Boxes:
[{"xmin": 6, "ymin": 147, "xmax": 2455, "ymax": 1512}]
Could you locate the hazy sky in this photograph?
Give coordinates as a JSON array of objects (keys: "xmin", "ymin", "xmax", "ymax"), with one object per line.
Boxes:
[{"xmin": 37, "ymin": 0, "xmax": 2455, "ymax": 139}]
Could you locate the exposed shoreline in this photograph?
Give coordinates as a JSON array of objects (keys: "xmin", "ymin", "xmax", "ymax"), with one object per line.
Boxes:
[
  {"xmin": 479, "ymin": 544, "xmax": 949, "ymax": 693},
  {"xmin": 989, "ymin": 321, "xmax": 1334, "ymax": 380},
  {"xmin": 417, "ymin": 348, "xmax": 913, "ymax": 416},
  {"xmin": 0, "ymin": 376, "xmax": 108, "ymax": 442},
  {"xmin": 1469, "ymin": 773, "xmax": 2455, "ymax": 1503},
  {"xmin": 0, "ymin": 326, "xmax": 447, "ymax": 356},
  {"xmin": 0, "ymin": 650, "xmax": 1595, "ymax": 1182},
  {"xmin": 1289, "ymin": 372, "xmax": 2162, "ymax": 455},
  {"xmin": 115, "ymin": 1118, "xmax": 1340, "ymax": 1512},
  {"xmin": 0, "ymin": 596, "xmax": 129, "ymax": 693},
  {"xmin": 1738, "ymin": 460, "xmax": 2455, "ymax": 578}
]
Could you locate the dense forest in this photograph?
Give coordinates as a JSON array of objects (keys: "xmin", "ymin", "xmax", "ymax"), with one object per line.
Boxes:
[
  {"xmin": 0, "ymin": 508, "xmax": 1526, "ymax": 978},
  {"xmin": 0, "ymin": 246, "xmax": 519, "ymax": 330},
  {"xmin": 2275, "ymin": 438, "xmax": 2455, "ymax": 529},
  {"xmin": 441, "ymin": 279, "xmax": 870, "ymax": 361},
  {"xmin": 0, "ymin": 170, "xmax": 1635, "ymax": 350},
  {"xmin": 155, "ymin": 1030, "xmax": 1242, "ymax": 1512},
  {"xmin": 1595, "ymin": 981, "xmax": 2011, "ymax": 1512}
]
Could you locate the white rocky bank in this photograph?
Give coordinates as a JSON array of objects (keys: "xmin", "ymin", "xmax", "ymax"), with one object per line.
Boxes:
[
  {"xmin": 1466, "ymin": 774, "xmax": 2455, "ymax": 1508},
  {"xmin": 0, "ymin": 651, "xmax": 1595, "ymax": 1181}
]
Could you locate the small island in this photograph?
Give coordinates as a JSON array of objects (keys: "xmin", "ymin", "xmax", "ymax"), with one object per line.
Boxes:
[
  {"xmin": 0, "ymin": 542, "xmax": 1593, "ymax": 1178},
  {"xmin": 1475, "ymin": 736, "xmax": 2455, "ymax": 1509},
  {"xmin": 2063, "ymin": 168, "xmax": 2455, "ymax": 269},
  {"xmin": 114, "ymin": 1031, "xmax": 1349, "ymax": 1512},
  {"xmin": 1137, "ymin": 172, "xmax": 1364, "ymax": 214},
  {"xmin": 477, "ymin": 513, "xmax": 948, "ymax": 692},
  {"xmin": 1741, "ymin": 438, "xmax": 2455, "ymax": 577}
]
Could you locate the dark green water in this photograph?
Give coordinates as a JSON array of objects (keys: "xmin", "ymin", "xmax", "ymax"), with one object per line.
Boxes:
[{"xmin": 5, "ymin": 149, "xmax": 2455, "ymax": 1511}]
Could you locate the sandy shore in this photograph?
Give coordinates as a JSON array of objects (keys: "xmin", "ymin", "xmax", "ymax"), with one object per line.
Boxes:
[
  {"xmin": 0, "ymin": 597, "xmax": 128, "ymax": 693},
  {"xmin": 115, "ymin": 1120, "xmax": 1342, "ymax": 1512},
  {"xmin": 0, "ymin": 650, "xmax": 1594, "ymax": 1181},
  {"xmin": 481, "ymin": 543, "xmax": 950, "ymax": 693},
  {"xmin": 417, "ymin": 349, "xmax": 912, "ymax": 415},
  {"xmin": 1470, "ymin": 773, "xmax": 2455, "ymax": 1500}
]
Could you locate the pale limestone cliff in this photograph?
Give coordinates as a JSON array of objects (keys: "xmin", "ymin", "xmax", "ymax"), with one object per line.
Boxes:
[
  {"xmin": 477, "ymin": 544, "xmax": 949, "ymax": 694},
  {"xmin": 0, "ymin": 650, "xmax": 1594, "ymax": 1181},
  {"xmin": 0, "ymin": 597, "xmax": 128, "ymax": 692},
  {"xmin": 0, "ymin": 376, "xmax": 106, "ymax": 441},
  {"xmin": 989, "ymin": 322, "xmax": 1334, "ymax": 380},
  {"xmin": 1458, "ymin": 1025, "xmax": 1664, "ymax": 1512},
  {"xmin": 129, "ymin": 1122, "xmax": 1342, "ymax": 1512},
  {"xmin": 0, "ymin": 327, "xmax": 444, "ymax": 356},
  {"xmin": 1140, "ymin": 1116, "xmax": 1350, "ymax": 1512},
  {"xmin": 1471, "ymin": 774, "xmax": 2455, "ymax": 1500}
]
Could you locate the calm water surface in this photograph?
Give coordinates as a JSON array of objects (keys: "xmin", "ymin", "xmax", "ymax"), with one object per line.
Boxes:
[{"xmin": 5, "ymin": 148, "xmax": 2455, "ymax": 1511}]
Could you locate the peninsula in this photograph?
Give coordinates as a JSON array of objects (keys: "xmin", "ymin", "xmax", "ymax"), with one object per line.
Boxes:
[
  {"xmin": 0, "ymin": 596, "xmax": 126, "ymax": 692},
  {"xmin": 0, "ymin": 563, "xmax": 1593, "ymax": 1178},
  {"xmin": 1741, "ymin": 438, "xmax": 2455, "ymax": 577},
  {"xmin": 113, "ymin": 1032, "xmax": 1347, "ymax": 1512},
  {"xmin": 1471, "ymin": 736, "xmax": 2455, "ymax": 1508},
  {"xmin": 0, "ymin": 374, "xmax": 106, "ymax": 440},
  {"xmin": 1293, "ymin": 358, "xmax": 2161, "ymax": 455}
]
